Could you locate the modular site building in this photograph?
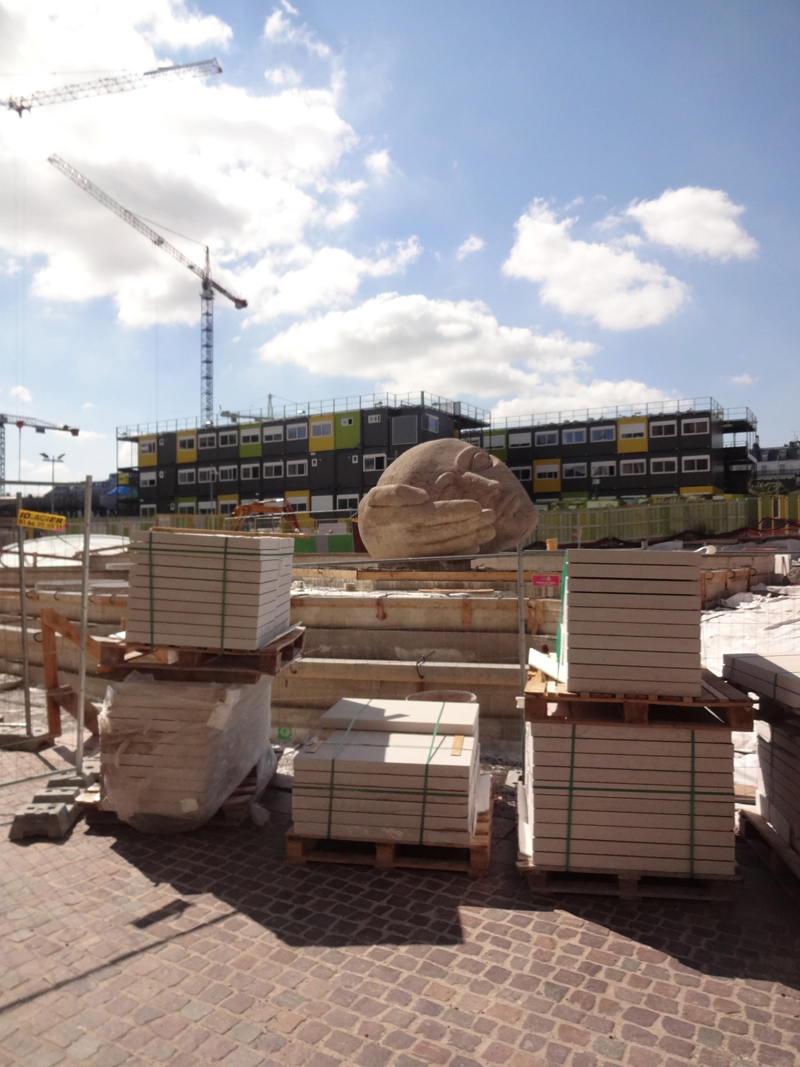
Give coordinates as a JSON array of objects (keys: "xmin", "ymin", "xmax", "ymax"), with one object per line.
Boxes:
[{"xmin": 116, "ymin": 394, "xmax": 757, "ymax": 517}]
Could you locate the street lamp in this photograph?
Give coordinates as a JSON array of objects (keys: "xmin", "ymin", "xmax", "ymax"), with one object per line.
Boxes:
[{"xmin": 40, "ymin": 453, "xmax": 65, "ymax": 513}]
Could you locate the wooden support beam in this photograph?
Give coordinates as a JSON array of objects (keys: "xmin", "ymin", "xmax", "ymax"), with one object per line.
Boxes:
[{"xmin": 40, "ymin": 608, "xmax": 61, "ymax": 737}]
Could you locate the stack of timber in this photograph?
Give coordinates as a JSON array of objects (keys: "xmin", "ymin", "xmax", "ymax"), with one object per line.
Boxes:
[
  {"xmin": 98, "ymin": 674, "xmax": 276, "ymax": 833},
  {"xmin": 725, "ymin": 653, "xmax": 800, "ymax": 872},
  {"xmin": 288, "ymin": 697, "xmax": 493, "ymax": 874},
  {"xmin": 518, "ymin": 720, "xmax": 737, "ymax": 896},
  {"xmin": 127, "ymin": 529, "xmax": 293, "ymax": 650},
  {"xmin": 561, "ymin": 548, "xmax": 702, "ymax": 698}
]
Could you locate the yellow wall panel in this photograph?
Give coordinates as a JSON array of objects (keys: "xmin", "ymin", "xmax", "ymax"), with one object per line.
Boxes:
[
  {"xmin": 138, "ymin": 435, "xmax": 157, "ymax": 467},
  {"xmin": 176, "ymin": 431, "xmax": 198, "ymax": 464},
  {"xmin": 617, "ymin": 417, "xmax": 648, "ymax": 453},
  {"xmin": 533, "ymin": 459, "xmax": 561, "ymax": 493},
  {"xmin": 309, "ymin": 414, "xmax": 335, "ymax": 452}
]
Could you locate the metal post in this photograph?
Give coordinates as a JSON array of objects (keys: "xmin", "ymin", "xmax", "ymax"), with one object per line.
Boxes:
[
  {"xmin": 15, "ymin": 493, "xmax": 32, "ymax": 736},
  {"xmin": 75, "ymin": 475, "xmax": 92, "ymax": 778},
  {"xmin": 516, "ymin": 542, "xmax": 527, "ymax": 775}
]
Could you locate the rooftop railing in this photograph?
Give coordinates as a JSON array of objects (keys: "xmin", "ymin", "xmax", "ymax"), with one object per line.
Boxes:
[{"xmin": 487, "ymin": 397, "xmax": 725, "ymax": 430}]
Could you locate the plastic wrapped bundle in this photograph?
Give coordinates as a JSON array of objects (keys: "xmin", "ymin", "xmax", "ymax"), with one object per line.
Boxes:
[{"xmin": 99, "ymin": 673, "xmax": 275, "ymax": 833}]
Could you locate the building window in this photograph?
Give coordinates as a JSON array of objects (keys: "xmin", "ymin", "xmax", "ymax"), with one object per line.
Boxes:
[
  {"xmin": 340, "ymin": 417, "xmax": 354, "ymax": 426},
  {"xmin": 563, "ymin": 463, "xmax": 588, "ymax": 479},
  {"xmin": 263, "ymin": 462, "xmax": 283, "ymax": 478},
  {"xmin": 590, "ymin": 426, "xmax": 615, "ymax": 442},
  {"xmin": 177, "ymin": 502, "xmax": 196, "ymax": 514},
  {"xmin": 139, "ymin": 440, "xmax": 156, "ymax": 455},
  {"xmin": 426, "ymin": 414, "xmax": 439, "ymax": 433},
  {"xmin": 508, "ymin": 432, "xmax": 532, "ymax": 448},
  {"xmin": 140, "ymin": 471, "xmax": 157, "ymax": 488},
  {"xmin": 337, "ymin": 494, "xmax": 359, "ymax": 510},
  {"xmin": 311, "ymin": 457, "xmax": 318, "ymax": 467},
  {"xmin": 178, "ymin": 436, "xmax": 196, "ymax": 452},
  {"xmin": 682, "ymin": 418, "xmax": 710, "ymax": 436},
  {"xmin": 562, "ymin": 428, "xmax": 586, "ymax": 445},
  {"xmin": 286, "ymin": 497, "xmax": 308, "ymax": 512},
  {"xmin": 198, "ymin": 468, "xmax": 217, "ymax": 483},
  {"xmin": 219, "ymin": 465, "xmax": 238, "ymax": 482},
  {"xmin": 364, "ymin": 454, "xmax": 387, "ymax": 472},
  {"xmin": 287, "ymin": 423, "xmax": 308, "ymax": 441},
  {"xmin": 351, "ymin": 454, "xmax": 359, "ymax": 464},
  {"xmin": 198, "ymin": 433, "xmax": 216, "ymax": 449},
  {"xmin": 510, "ymin": 467, "xmax": 532, "ymax": 482},
  {"xmin": 159, "ymin": 470, "xmax": 164, "ymax": 479},
  {"xmin": 240, "ymin": 464, "xmax": 260, "ymax": 480},
  {"xmin": 312, "ymin": 420, "xmax": 333, "ymax": 438},
  {"xmin": 392, "ymin": 415, "xmax": 418, "ymax": 445},
  {"xmin": 619, "ymin": 422, "xmax": 646, "ymax": 440},
  {"xmin": 241, "ymin": 428, "xmax": 260, "ymax": 445},
  {"xmin": 651, "ymin": 457, "xmax": 678, "ymax": 475},
  {"xmin": 534, "ymin": 464, "xmax": 559, "ymax": 480},
  {"xmin": 650, "ymin": 421, "xmax": 676, "ymax": 438},
  {"xmin": 367, "ymin": 414, "xmax": 381, "ymax": 424},
  {"xmin": 287, "ymin": 460, "xmax": 308, "ymax": 477},
  {"xmin": 219, "ymin": 431, "xmax": 238, "ymax": 447},
  {"xmin": 535, "ymin": 431, "xmax": 559, "ymax": 447},
  {"xmin": 483, "ymin": 434, "xmax": 506, "ymax": 449},
  {"xmin": 177, "ymin": 469, "xmax": 196, "ymax": 485},
  {"xmin": 682, "ymin": 455, "xmax": 710, "ymax": 473},
  {"xmin": 140, "ymin": 504, "xmax": 157, "ymax": 517},
  {"xmin": 620, "ymin": 459, "xmax": 646, "ymax": 476},
  {"xmin": 591, "ymin": 461, "xmax": 616, "ymax": 477},
  {"xmin": 263, "ymin": 426, "xmax": 283, "ymax": 443},
  {"xmin": 198, "ymin": 501, "xmax": 216, "ymax": 514},
  {"xmin": 219, "ymin": 500, "xmax": 238, "ymax": 515}
]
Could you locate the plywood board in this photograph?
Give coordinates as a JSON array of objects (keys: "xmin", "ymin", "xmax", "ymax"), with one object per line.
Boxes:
[{"xmin": 565, "ymin": 548, "xmax": 701, "ymax": 568}]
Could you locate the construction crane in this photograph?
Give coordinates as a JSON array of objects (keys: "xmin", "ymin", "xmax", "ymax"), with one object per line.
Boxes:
[
  {"xmin": 3, "ymin": 58, "xmax": 221, "ymax": 116},
  {"xmin": 0, "ymin": 413, "xmax": 79, "ymax": 492},
  {"xmin": 49, "ymin": 155, "xmax": 247, "ymax": 425}
]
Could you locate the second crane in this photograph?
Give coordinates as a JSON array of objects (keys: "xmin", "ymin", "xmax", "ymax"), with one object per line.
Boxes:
[{"xmin": 49, "ymin": 155, "xmax": 246, "ymax": 424}]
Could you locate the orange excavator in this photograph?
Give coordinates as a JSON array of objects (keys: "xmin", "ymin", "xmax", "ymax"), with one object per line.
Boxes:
[{"xmin": 230, "ymin": 499, "xmax": 301, "ymax": 533}]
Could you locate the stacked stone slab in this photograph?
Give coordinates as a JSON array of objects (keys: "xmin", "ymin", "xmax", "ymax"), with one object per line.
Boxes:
[
  {"xmin": 127, "ymin": 529, "xmax": 294, "ymax": 651},
  {"xmin": 725, "ymin": 653, "xmax": 800, "ymax": 855},
  {"xmin": 562, "ymin": 548, "xmax": 702, "ymax": 697},
  {"xmin": 519, "ymin": 721, "xmax": 736, "ymax": 878},
  {"xmin": 292, "ymin": 698, "xmax": 484, "ymax": 847}
]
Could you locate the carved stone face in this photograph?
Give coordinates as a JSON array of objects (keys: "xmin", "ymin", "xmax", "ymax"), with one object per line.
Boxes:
[{"xmin": 375, "ymin": 438, "xmax": 538, "ymax": 553}]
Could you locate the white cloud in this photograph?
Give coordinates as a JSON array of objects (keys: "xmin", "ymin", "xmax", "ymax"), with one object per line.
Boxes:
[
  {"xmin": 0, "ymin": 2, "xmax": 389, "ymax": 330},
  {"xmin": 82, "ymin": 401, "xmax": 96, "ymax": 409},
  {"xmin": 730, "ymin": 372, "xmax": 757, "ymax": 386},
  {"xmin": 242, "ymin": 238, "xmax": 421, "ymax": 322},
  {"xmin": 365, "ymin": 150, "xmax": 391, "ymax": 178},
  {"xmin": 456, "ymin": 235, "xmax": 485, "ymax": 260},
  {"xmin": 627, "ymin": 187, "xmax": 758, "ymax": 262},
  {"xmin": 503, "ymin": 201, "xmax": 689, "ymax": 331},
  {"xmin": 264, "ymin": 7, "xmax": 330, "ymax": 59},
  {"xmin": 259, "ymin": 291, "xmax": 666, "ymax": 414},
  {"xmin": 265, "ymin": 66, "xmax": 302, "ymax": 87},
  {"xmin": 9, "ymin": 385, "xmax": 32, "ymax": 404}
]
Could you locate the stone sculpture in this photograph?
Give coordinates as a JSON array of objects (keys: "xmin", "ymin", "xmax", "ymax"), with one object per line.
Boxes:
[{"xmin": 358, "ymin": 438, "xmax": 538, "ymax": 558}]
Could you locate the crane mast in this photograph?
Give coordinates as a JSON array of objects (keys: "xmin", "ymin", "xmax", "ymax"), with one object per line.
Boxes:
[
  {"xmin": 49, "ymin": 156, "xmax": 247, "ymax": 424},
  {"xmin": 3, "ymin": 58, "xmax": 221, "ymax": 116}
]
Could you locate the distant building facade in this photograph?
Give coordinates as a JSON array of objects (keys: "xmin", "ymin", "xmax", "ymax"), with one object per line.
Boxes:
[
  {"xmin": 752, "ymin": 440, "xmax": 800, "ymax": 489},
  {"xmin": 116, "ymin": 395, "xmax": 757, "ymax": 517}
]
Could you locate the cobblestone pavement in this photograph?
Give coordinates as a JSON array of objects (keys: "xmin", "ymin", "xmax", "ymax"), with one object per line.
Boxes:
[{"xmin": 1, "ymin": 744, "xmax": 800, "ymax": 1067}]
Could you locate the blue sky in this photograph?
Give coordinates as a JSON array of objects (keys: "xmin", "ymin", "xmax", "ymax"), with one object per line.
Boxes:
[{"xmin": 0, "ymin": 0, "xmax": 797, "ymax": 483}]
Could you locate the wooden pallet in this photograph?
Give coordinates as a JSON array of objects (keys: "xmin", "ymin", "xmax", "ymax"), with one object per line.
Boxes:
[
  {"xmin": 81, "ymin": 763, "xmax": 264, "ymax": 828},
  {"xmin": 738, "ymin": 808, "xmax": 800, "ymax": 905},
  {"xmin": 96, "ymin": 624, "xmax": 306, "ymax": 684},
  {"xmin": 524, "ymin": 667, "xmax": 753, "ymax": 729},
  {"xmin": 286, "ymin": 795, "xmax": 493, "ymax": 878},
  {"xmin": 0, "ymin": 729, "xmax": 56, "ymax": 752},
  {"xmin": 516, "ymin": 855, "xmax": 739, "ymax": 900}
]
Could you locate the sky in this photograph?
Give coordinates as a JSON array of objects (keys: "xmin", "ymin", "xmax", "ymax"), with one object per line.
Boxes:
[{"xmin": 0, "ymin": 0, "xmax": 798, "ymax": 484}]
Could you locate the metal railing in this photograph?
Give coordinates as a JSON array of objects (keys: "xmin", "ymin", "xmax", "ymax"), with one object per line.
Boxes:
[
  {"xmin": 117, "ymin": 392, "xmax": 490, "ymax": 440},
  {"xmin": 488, "ymin": 397, "xmax": 725, "ymax": 430}
]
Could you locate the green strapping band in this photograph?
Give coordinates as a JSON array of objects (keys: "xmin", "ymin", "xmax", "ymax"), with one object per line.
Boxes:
[
  {"xmin": 533, "ymin": 783, "xmax": 732, "ymax": 797},
  {"xmin": 689, "ymin": 730, "xmax": 696, "ymax": 877},
  {"xmin": 148, "ymin": 531, "xmax": 155, "ymax": 647},
  {"xmin": 419, "ymin": 703, "xmax": 447, "ymax": 846},
  {"xmin": 220, "ymin": 538, "xmax": 229, "ymax": 650},
  {"xmin": 564, "ymin": 723, "xmax": 577, "ymax": 872},
  {"xmin": 326, "ymin": 700, "xmax": 371, "ymax": 839}
]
